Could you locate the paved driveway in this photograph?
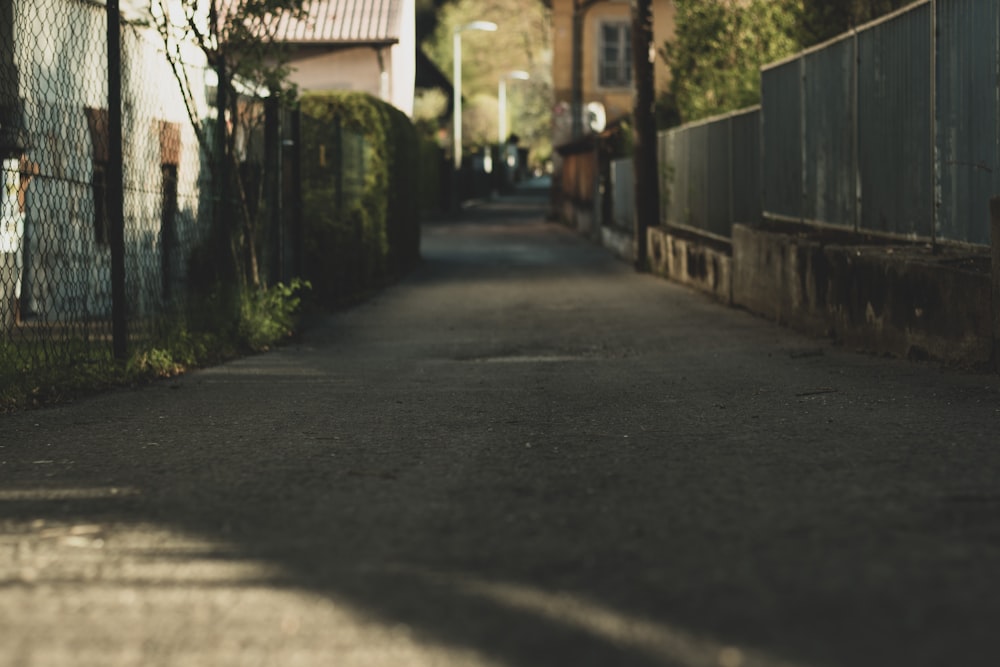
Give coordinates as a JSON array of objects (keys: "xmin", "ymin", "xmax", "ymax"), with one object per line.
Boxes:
[{"xmin": 2, "ymin": 186, "xmax": 999, "ymax": 666}]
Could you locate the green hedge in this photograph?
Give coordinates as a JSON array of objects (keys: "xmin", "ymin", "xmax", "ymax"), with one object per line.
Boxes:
[{"xmin": 300, "ymin": 92, "xmax": 423, "ymax": 305}]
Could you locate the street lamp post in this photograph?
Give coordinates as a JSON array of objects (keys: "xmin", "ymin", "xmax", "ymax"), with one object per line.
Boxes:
[
  {"xmin": 452, "ymin": 20, "xmax": 497, "ymax": 172},
  {"xmin": 498, "ymin": 70, "xmax": 529, "ymax": 146}
]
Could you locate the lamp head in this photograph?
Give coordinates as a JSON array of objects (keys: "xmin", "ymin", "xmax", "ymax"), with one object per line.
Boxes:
[{"xmin": 457, "ymin": 20, "xmax": 498, "ymax": 33}]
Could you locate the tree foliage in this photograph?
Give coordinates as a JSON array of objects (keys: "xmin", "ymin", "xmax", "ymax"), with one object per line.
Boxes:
[
  {"xmin": 299, "ymin": 92, "xmax": 422, "ymax": 305},
  {"xmin": 149, "ymin": 0, "xmax": 305, "ymax": 292},
  {"xmin": 660, "ymin": 0, "xmax": 801, "ymax": 125},
  {"xmin": 416, "ymin": 0, "xmax": 451, "ymax": 42},
  {"xmin": 661, "ymin": 0, "xmax": 916, "ymax": 126},
  {"xmin": 798, "ymin": 0, "xmax": 914, "ymax": 45},
  {"xmin": 150, "ymin": 0, "xmax": 305, "ymax": 158},
  {"xmin": 423, "ymin": 0, "xmax": 553, "ymax": 165}
]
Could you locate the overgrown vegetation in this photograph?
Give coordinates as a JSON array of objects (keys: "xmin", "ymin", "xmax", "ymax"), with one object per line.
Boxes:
[
  {"xmin": 0, "ymin": 278, "xmax": 308, "ymax": 412},
  {"xmin": 660, "ymin": 0, "xmax": 801, "ymax": 124},
  {"xmin": 150, "ymin": 0, "xmax": 306, "ymax": 291},
  {"xmin": 7, "ymin": 91, "xmax": 432, "ymax": 414},
  {"xmin": 4, "ymin": 5, "xmax": 428, "ymax": 412},
  {"xmin": 797, "ymin": 0, "xmax": 914, "ymax": 44},
  {"xmin": 659, "ymin": 0, "xmax": 914, "ymax": 126},
  {"xmin": 299, "ymin": 92, "xmax": 423, "ymax": 306}
]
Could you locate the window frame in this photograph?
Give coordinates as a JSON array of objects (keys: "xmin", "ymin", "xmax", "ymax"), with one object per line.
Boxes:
[{"xmin": 596, "ymin": 19, "xmax": 632, "ymax": 90}]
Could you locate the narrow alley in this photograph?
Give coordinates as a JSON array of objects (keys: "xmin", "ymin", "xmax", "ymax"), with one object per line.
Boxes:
[{"xmin": 1, "ymin": 181, "xmax": 998, "ymax": 667}]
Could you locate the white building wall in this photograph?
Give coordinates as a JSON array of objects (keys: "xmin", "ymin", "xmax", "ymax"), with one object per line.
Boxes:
[
  {"xmin": 8, "ymin": 0, "xmax": 210, "ymax": 322},
  {"xmin": 390, "ymin": 0, "xmax": 416, "ymax": 116},
  {"xmin": 289, "ymin": 49, "xmax": 384, "ymax": 99},
  {"xmin": 286, "ymin": 0, "xmax": 417, "ymax": 117}
]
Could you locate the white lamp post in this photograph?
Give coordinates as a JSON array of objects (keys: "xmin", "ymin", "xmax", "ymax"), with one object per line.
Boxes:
[
  {"xmin": 452, "ymin": 20, "xmax": 497, "ymax": 171},
  {"xmin": 498, "ymin": 70, "xmax": 529, "ymax": 146}
]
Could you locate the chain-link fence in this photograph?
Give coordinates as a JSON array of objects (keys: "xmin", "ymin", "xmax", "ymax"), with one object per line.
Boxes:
[
  {"xmin": 1, "ymin": 1, "xmax": 437, "ymax": 405},
  {"xmin": 3, "ymin": 1, "xmax": 129, "ymax": 384},
  {"xmin": 1, "ymin": 0, "xmax": 302, "ymax": 398}
]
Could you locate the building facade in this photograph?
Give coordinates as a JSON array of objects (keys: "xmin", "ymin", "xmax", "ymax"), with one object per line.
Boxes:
[
  {"xmin": 550, "ymin": 0, "xmax": 675, "ymax": 145},
  {"xmin": 278, "ymin": 0, "xmax": 417, "ymax": 117}
]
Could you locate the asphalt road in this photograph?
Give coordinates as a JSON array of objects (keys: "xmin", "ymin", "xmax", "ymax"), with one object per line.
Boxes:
[{"xmin": 2, "ymin": 181, "xmax": 999, "ymax": 667}]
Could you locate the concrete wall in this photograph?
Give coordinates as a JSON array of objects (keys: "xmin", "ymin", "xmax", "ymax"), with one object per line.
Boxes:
[
  {"xmin": 647, "ymin": 227, "xmax": 732, "ymax": 304},
  {"xmin": 649, "ymin": 225, "xmax": 993, "ymax": 367},
  {"xmin": 729, "ymin": 224, "xmax": 992, "ymax": 366},
  {"xmin": 642, "ymin": 223, "xmax": 993, "ymax": 367}
]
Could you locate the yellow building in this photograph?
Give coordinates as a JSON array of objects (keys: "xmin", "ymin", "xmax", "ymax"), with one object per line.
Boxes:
[{"xmin": 550, "ymin": 0, "xmax": 676, "ymax": 146}]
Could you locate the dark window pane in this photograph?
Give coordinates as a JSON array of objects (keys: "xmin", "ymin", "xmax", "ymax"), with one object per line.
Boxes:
[
  {"xmin": 92, "ymin": 162, "xmax": 108, "ymax": 245},
  {"xmin": 599, "ymin": 22, "xmax": 632, "ymax": 88}
]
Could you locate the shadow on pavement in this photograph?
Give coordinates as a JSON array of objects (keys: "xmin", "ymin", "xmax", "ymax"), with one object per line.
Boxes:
[{"xmin": 3, "ymin": 182, "xmax": 999, "ymax": 667}]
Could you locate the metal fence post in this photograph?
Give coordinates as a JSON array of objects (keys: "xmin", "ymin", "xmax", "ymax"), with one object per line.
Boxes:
[
  {"xmin": 929, "ymin": 0, "xmax": 938, "ymax": 247},
  {"xmin": 0, "ymin": 2, "xmax": 19, "ymax": 158},
  {"xmin": 333, "ymin": 114, "xmax": 344, "ymax": 220},
  {"xmin": 799, "ymin": 56, "xmax": 807, "ymax": 226},
  {"xmin": 727, "ymin": 115, "xmax": 734, "ymax": 227},
  {"xmin": 107, "ymin": 0, "xmax": 126, "ymax": 360},
  {"xmin": 991, "ymin": 196, "xmax": 1000, "ymax": 371},
  {"xmin": 852, "ymin": 29, "xmax": 860, "ymax": 234},
  {"xmin": 287, "ymin": 106, "xmax": 303, "ymax": 281},
  {"xmin": 265, "ymin": 93, "xmax": 281, "ymax": 284}
]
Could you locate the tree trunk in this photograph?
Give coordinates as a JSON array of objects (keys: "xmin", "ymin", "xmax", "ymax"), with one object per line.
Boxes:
[
  {"xmin": 571, "ymin": 4, "xmax": 583, "ymax": 140},
  {"xmin": 630, "ymin": 0, "xmax": 658, "ymax": 271},
  {"xmin": 571, "ymin": 0, "xmax": 602, "ymax": 140}
]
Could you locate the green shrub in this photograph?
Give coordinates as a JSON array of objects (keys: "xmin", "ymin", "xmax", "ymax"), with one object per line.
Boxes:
[
  {"xmin": 299, "ymin": 92, "xmax": 424, "ymax": 305},
  {"xmin": 0, "ymin": 278, "xmax": 309, "ymax": 412},
  {"xmin": 239, "ymin": 279, "xmax": 310, "ymax": 351},
  {"xmin": 416, "ymin": 133, "xmax": 444, "ymax": 214}
]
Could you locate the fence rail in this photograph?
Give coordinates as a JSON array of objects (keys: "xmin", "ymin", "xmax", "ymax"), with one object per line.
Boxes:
[{"xmin": 610, "ymin": 158, "xmax": 634, "ymax": 232}]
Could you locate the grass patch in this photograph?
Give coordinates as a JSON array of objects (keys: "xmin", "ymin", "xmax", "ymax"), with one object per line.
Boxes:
[{"xmin": 0, "ymin": 279, "xmax": 310, "ymax": 413}]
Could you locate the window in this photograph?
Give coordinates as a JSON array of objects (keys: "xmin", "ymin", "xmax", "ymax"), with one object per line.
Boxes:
[
  {"xmin": 160, "ymin": 163, "xmax": 178, "ymax": 301},
  {"xmin": 598, "ymin": 21, "xmax": 631, "ymax": 89},
  {"xmin": 84, "ymin": 107, "xmax": 109, "ymax": 245},
  {"xmin": 91, "ymin": 162, "xmax": 108, "ymax": 245},
  {"xmin": 158, "ymin": 121, "xmax": 181, "ymax": 301}
]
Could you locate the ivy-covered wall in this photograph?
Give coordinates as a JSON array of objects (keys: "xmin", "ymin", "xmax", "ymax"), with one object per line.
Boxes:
[{"xmin": 300, "ymin": 92, "xmax": 424, "ymax": 305}]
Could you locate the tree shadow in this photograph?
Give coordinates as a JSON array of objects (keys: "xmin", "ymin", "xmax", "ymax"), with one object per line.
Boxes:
[{"xmin": 3, "ymin": 195, "xmax": 1000, "ymax": 667}]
